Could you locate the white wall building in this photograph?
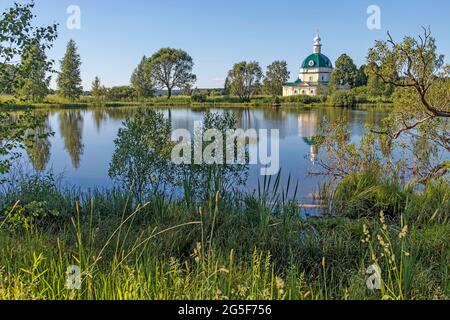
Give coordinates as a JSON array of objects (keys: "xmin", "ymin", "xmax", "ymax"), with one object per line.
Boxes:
[{"xmin": 283, "ymin": 34, "xmax": 333, "ymax": 97}]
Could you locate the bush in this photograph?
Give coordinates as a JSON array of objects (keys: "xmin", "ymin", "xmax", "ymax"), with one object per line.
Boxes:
[
  {"xmin": 281, "ymin": 94, "xmax": 322, "ymax": 104},
  {"xmin": 0, "ymin": 174, "xmax": 70, "ymax": 230},
  {"xmin": 191, "ymin": 91, "xmax": 207, "ymax": 103},
  {"xmin": 328, "ymin": 91, "xmax": 356, "ymax": 107},
  {"xmin": 351, "ymin": 86, "xmax": 369, "ymax": 104},
  {"xmin": 331, "ymin": 170, "xmax": 408, "ymax": 219},
  {"xmin": 403, "ymin": 179, "xmax": 450, "ymax": 226}
]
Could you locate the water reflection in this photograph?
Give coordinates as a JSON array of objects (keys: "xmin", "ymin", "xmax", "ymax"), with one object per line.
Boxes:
[
  {"xmin": 26, "ymin": 117, "xmax": 51, "ymax": 172},
  {"xmin": 58, "ymin": 111, "xmax": 84, "ymax": 169},
  {"xmin": 298, "ymin": 113, "xmax": 319, "ymax": 164},
  {"xmin": 14, "ymin": 106, "xmax": 387, "ymax": 201}
]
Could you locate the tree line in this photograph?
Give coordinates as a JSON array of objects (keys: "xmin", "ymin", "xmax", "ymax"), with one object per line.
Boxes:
[{"xmin": 0, "ymin": 0, "xmax": 444, "ymax": 110}]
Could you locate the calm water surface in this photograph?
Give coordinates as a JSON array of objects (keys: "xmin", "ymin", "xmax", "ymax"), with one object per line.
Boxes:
[{"xmin": 15, "ymin": 106, "xmax": 387, "ymax": 203}]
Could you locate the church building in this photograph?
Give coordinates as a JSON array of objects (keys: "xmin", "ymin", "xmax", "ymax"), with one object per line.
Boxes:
[{"xmin": 283, "ymin": 34, "xmax": 333, "ymax": 97}]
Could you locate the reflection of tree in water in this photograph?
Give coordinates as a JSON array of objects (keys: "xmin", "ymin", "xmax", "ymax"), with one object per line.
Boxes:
[
  {"xmin": 92, "ymin": 109, "xmax": 108, "ymax": 132},
  {"xmin": 186, "ymin": 111, "xmax": 249, "ymax": 201},
  {"xmin": 59, "ymin": 111, "xmax": 84, "ymax": 169},
  {"xmin": 104, "ymin": 107, "xmax": 139, "ymax": 120},
  {"xmin": 26, "ymin": 117, "xmax": 52, "ymax": 172},
  {"xmin": 108, "ymin": 110, "xmax": 249, "ymax": 203}
]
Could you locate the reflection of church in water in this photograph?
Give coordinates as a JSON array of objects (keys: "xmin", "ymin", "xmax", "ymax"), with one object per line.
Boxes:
[{"xmin": 297, "ymin": 113, "xmax": 319, "ymax": 164}]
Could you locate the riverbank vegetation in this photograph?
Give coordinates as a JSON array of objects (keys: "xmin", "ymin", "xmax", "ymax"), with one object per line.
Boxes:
[
  {"xmin": 0, "ymin": 91, "xmax": 393, "ymax": 110},
  {"xmin": 0, "ymin": 1, "xmax": 448, "ymax": 301},
  {"xmin": 0, "ymin": 170, "xmax": 448, "ymax": 300},
  {"xmin": 0, "ymin": 104, "xmax": 448, "ymax": 300}
]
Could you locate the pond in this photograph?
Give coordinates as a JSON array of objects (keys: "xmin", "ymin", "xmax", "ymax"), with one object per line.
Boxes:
[{"xmin": 10, "ymin": 106, "xmax": 388, "ymax": 204}]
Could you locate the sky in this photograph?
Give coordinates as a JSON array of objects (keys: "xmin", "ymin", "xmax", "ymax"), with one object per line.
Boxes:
[{"xmin": 2, "ymin": 0, "xmax": 450, "ymax": 89}]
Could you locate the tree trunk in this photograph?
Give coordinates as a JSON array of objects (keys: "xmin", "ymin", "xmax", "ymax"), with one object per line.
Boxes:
[{"xmin": 167, "ymin": 87, "xmax": 172, "ymax": 99}]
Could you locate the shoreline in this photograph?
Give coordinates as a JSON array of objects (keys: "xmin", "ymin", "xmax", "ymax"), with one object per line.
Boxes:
[{"xmin": 0, "ymin": 101, "xmax": 393, "ymax": 111}]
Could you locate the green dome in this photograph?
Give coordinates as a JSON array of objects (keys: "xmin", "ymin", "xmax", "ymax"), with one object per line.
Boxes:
[{"xmin": 301, "ymin": 53, "xmax": 333, "ymax": 69}]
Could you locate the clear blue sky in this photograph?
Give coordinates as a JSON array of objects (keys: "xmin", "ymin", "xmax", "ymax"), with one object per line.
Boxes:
[{"xmin": 2, "ymin": 0, "xmax": 450, "ymax": 89}]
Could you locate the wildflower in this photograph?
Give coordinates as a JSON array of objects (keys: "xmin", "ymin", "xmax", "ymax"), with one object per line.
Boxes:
[
  {"xmin": 399, "ymin": 225, "xmax": 409, "ymax": 239},
  {"xmin": 379, "ymin": 212, "xmax": 388, "ymax": 230},
  {"xmin": 379, "ymin": 211, "xmax": 386, "ymax": 224},
  {"xmin": 371, "ymin": 253, "xmax": 378, "ymax": 263},
  {"xmin": 377, "ymin": 234, "xmax": 385, "ymax": 247},
  {"xmin": 275, "ymin": 276, "xmax": 285, "ymax": 293},
  {"xmin": 362, "ymin": 224, "xmax": 371, "ymax": 243},
  {"xmin": 363, "ymin": 224, "xmax": 370, "ymax": 236}
]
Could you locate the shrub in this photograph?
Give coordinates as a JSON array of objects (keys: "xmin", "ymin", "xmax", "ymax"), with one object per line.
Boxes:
[
  {"xmin": 328, "ymin": 91, "xmax": 356, "ymax": 107},
  {"xmin": 403, "ymin": 179, "xmax": 450, "ymax": 226},
  {"xmin": 281, "ymin": 95, "xmax": 322, "ymax": 104},
  {"xmin": 191, "ymin": 91, "xmax": 207, "ymax": 103},
  {"xmin": 331, "ymin": 170, "xmax": 408, "ymax": 219},
  {"xmin": 351, "ymin": 86, "xmax": 369, "ymax": 104}
]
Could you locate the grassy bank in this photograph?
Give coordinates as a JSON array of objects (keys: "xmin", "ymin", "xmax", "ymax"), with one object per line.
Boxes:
[
  {"xmin": 0, "ymin": 174, "xmax": 448, "ymax": 300},
  {"xmin": 0, "ymin": 94, "xmax": 393, "ymax": 110}
]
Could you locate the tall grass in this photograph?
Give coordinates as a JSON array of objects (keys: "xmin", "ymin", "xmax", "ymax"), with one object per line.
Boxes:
[{"xmin": 0, "ymin": 174, "xmax": 448, "ymax": 300}]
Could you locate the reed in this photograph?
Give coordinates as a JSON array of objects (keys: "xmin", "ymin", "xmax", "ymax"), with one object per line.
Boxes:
[{"xmin": 0, "ymin": 174, "xmax": 448, "ymax": 300}]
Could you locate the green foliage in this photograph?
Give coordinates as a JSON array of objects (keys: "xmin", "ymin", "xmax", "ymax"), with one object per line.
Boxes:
[
  {"xmin": 281, "ymin": 94, "xmax": 323, "ymax": 104},
  {"xmin": 17, "ymin": 42, "xmax": 51, "ymax": 102},
  {"xmin": 147, "ymin": 48, "xmax": 196, "ymax": 99},
  {"xmin": 350, "ymin": 86, "xmax": 369, "ymax": 103},
  {"xmin": 263, "ymin": 60, "xmax": 290, "ymax": 96},
  {"xmin": 130, "ymin": 56, "xmax": 155, "ymax": 99},
  {"xmin": 332, "ymin": 170, "xmax": 408, "ymax": 219},
  {"xmin": 105, "ymin": 86, "xmax": 134, "ymax": 101},
  {"xmin": 0, "ymin": 111, "xmax": 52, "ymax": 179},
  {"xmin": 180, "ymin": 111, "xmax": 249, "ymax": 202},
  {"xmin": 328, "ymin": 54, "xmax": 358, "ymax": 90},
  {"xmin": 355, "ymin": 65, "xmax": 368, "ymax": 87},
  {"xmin": 0, "ymin": 2, "xmax": 58, "ymax": 95},
  {"xmin": 91, "ymin": 76, "xmax": 106, "ymax": 102},
  {"xmin": 347, "ymin": 86, "xmax": 393, "ymax": 105},
  {"xmin": 191, "ymin": 90, "xmax": 207, "ymax": 103},
  {"xmin": 403, "ymin": 179, "xmax": 450, "ymax": 226},
  {"xmin": 365, "ymin": 64, "xmax": 394, "ymax": 98},
  {"xmin": 328, "ymin": 90, "xmax": 356, "ymax": 107},
  {"xmin": 109, "ymin": 109, "xmax": 174, "ymax": 202},
  {"xmin": 56, "ymin": 40, "xmax": 83, "ymax": 101},
  {"xmin": 367, "ymin": 29, "xmax": 449, "ymax": 183},
  {"xmin": 226, "ymin": 61, "xmax": 263, "ymax": 102},
  {"xmin": 0, "ymin": 173, "xmax": 448, "ymax": 300}
]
